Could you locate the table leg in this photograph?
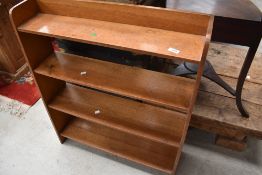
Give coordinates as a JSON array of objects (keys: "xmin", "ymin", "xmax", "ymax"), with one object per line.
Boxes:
[
  {"xmin": 172, "ymin": 60, "xmax": 236, "ymax": 96},
  {"xmin": 235, "ymin": 38, "xmax": 261, "ymax": 117}
]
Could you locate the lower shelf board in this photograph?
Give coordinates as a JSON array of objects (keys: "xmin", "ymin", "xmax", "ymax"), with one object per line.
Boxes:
[
  {"xmin": 49, "ymin": 84, "xmax": 186, "ymax": 147},
  {"xmin": 61, "ymin": 118, "xmax": 178, "ymax": 174}
]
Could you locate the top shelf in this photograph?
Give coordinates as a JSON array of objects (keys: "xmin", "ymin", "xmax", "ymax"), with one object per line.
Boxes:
[{"xmin": 18, "ymin": 13, "xmax": 206, "ymax": 63}]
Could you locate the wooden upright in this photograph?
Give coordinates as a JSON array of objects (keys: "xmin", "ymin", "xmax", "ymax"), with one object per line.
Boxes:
[
  {"xmin": 10, "ymin": 0, "xmax": 213, "ymax": 174},
  {"xmin": 0, "ymin": 0, "xmax": 25, "ymax": 77}
]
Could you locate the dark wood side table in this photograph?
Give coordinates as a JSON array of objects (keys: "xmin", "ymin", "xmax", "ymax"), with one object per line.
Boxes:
[{"xmin": 166, "ymin": 0, "xmax": 262, "ymax": 117}]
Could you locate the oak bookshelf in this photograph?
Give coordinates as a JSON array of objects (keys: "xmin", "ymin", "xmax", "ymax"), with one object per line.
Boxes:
[{"xmin": 10, "ymin": 0, "xmax": 213, "ymax": 174}]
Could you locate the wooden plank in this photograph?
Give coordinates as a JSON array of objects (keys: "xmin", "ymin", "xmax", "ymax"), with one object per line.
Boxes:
[
  {"xmin": 0, "ymin": 2, "xmax": 24, "ymax": 74},
  {"xmin": 195, "ymin": 64, "xmax": 262, "ymax": 140},
  {"xmin": 18, "ymin": 13, "xmax": 206, "ymax": 63},
  {"xmin": 17, "ymin": 32, "xmax": 53, "ymax": 69},
  {"xmin": 192, "ymin": 91, "xmax": 262, "ymax": 139},
  {"xmin": 207, "ymin": 43, "xmax": 262, "ymax": 85},
  {"xmin": 49, "ymin": 84, "xmax": 186, "ymax": 147},
  {"xmin": 37, "ymin": 0, "xmax": 211, "ymax": 36},
  {"xmin": 61, "ymin": 118, "xmax": 177, "ymax": 174},
  {"xmin": 215, "ymin": 135, "xmax": 247, "ymax": 152},
  {"xmin": 199, "ymin": 75, "xmax": 262, "ymax": 106},
  {"xmin": 191, "ymin": 41, "xmax": 262, "ymax": 140},
  {"xmin": 35, "ymin": 52, "xmax": 196, "ymax": 112}
]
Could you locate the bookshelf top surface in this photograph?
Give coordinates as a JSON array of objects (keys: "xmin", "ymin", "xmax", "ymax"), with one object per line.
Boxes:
[{"xmin": 18, "ymin": 13, "xmax": 207, "ymax": 63}]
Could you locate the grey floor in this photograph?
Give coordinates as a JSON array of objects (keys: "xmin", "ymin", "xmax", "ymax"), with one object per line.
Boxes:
[
  {"xmin": 1, "ymin": 1, "xmax": 262, "ymax": 175},
  {"xmin": 0, "ymin": 100, "xmax": 262, "ymax": 175}
]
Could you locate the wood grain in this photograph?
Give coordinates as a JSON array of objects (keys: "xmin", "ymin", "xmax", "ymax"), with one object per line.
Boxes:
[
  {"xmin": 35, "ymin": 52, "xmax": 196, "ymax": 112},
  {"xmin": 61, "ymin": 118, "xmax": 177, "ymax": 174},
  {"xmin": 215, "ymin": 135, "xmax": 247, "ymax": 152},
  {"xmin": 17, "ymin": 32, "xmax": 53, "ymax": 69},
  {"xmin": 9, "ymin": 0, "xmax": 38, "ymax": 27},
  {"xmin": 18, "ymin": 13, "xmax": 206, "ymax": 63},
  {"xmin": 207, "ymin": 43, "xmax": 262, "ymax": 85},
  {"xmin": 192, "ymin": 91, "xmax": 262, "ymax": 139},
  {"xmin": 199, "ymin": 75, "xmax": 262, "ymax": 105},
  {"xmin": 0, "ymin": 1, "xmax": 24, "ymax": 74},
  {"xmin": 37, "ymin": 0, "xmax": 210, "ymax": 35},
  {"xmin": 49, "ymin": 84, "xmax": 186, "ymax": 147},
  {"xmin": 193, "ymin": 42, "xmax": 262, "ymax": 140},
  {"xmin": 9, "ymin": 0, "xmax": 70, "ymax": 143},
  {"xmin": 172, "ymin": 14, "xmax": 213, "ymax": 173},
  {"xmin": 47, "ymin": 108, "xmax": 71, "ymax": 143}
]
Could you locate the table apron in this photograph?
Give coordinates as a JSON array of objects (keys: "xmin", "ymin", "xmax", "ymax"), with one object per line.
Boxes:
[{"xmin": 212, "ymin": 16, "xmax": 262, "ymax": 47}]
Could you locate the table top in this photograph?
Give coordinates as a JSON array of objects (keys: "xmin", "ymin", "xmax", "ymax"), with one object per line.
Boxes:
[{"xmin": 166, "ymin": 0, "xmax": 261, "ymax": 22}]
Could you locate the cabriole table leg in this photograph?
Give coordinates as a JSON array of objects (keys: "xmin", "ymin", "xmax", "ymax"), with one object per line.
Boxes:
[{"xmin": 236, "ymin": 37, "xmax": 261, "ymax": 117}]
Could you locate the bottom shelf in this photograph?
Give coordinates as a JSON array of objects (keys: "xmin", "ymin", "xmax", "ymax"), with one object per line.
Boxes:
[{"xmin": 61, "ymin": 118, "xmax": 178, "ymax": 174}]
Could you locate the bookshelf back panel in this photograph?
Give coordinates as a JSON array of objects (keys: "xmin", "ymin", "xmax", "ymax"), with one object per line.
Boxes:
[
  {"xmin": 36, "ymin": 0, "xmax": 211, "ymax": 35},
  {"xmin": 18, "ymin": 13, "xmax": 206, "ymax": 63}
]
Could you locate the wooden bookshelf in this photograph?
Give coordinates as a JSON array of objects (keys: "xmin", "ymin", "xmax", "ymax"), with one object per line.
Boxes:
[
  {"xmin": 35, "ymin": 52, "xmax": 196, "ymax": 112},
  {"xmin": 10, "ymin": 0, "xmax": 213, "ymax": 174}
]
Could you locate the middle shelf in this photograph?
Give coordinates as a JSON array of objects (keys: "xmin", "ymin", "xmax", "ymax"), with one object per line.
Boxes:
[
  {"xmin": 35, "ymin": 52, "xmax": 196, "ymax": 112},
  {"xmin": 49, "ymin": 83, "xmax": 187, "ymax": 147}
]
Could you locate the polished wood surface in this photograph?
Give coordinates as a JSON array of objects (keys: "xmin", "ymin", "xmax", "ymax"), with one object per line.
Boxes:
[
  {"xmin": 49, "ymin": 84, "xmax": 186, "ymax": 147},
  {"xmin": 0, "ymin": 0, "xmax": 24, "ymax": 74},
  {"xmin": 19, "ymin": 13, "xmax": 206, "ymax": 63},
  {"xmin": 35, "ymin": 52, "xmax": 196, "ymax": 112},
  {"xmin": 171, "ymin": 15, "xmax": 212, "ymax": 173},
  {"xmin": 61, "ymin": 118, "xmax": 177, "ymax": 173},
  {"xmin": 10, "ymin": 0, "xmax": 212, "ymax": 173},
  {"xmin": 37, "ymin": 0, "xmax": 210, "ymax": 35},
  {"xmin": 18, "ymin": 33, "xmax": 53, "ymax": 69},
  {"xmin": 47, "ymin": 107, "xmax": 71, "ymax": 142},
  {"xmin": 166, "ymin": 0, "xmax": 261, "ymax": 22}
]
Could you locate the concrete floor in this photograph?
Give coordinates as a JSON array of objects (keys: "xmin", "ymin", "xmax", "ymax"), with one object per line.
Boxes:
[
  {"xmin": 0, "ymin": 100, "xmax": 262, "ymax": 175},
  {"xmin": 1, "ymin": 1, "xmax": 262, "ymax": 175}
]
